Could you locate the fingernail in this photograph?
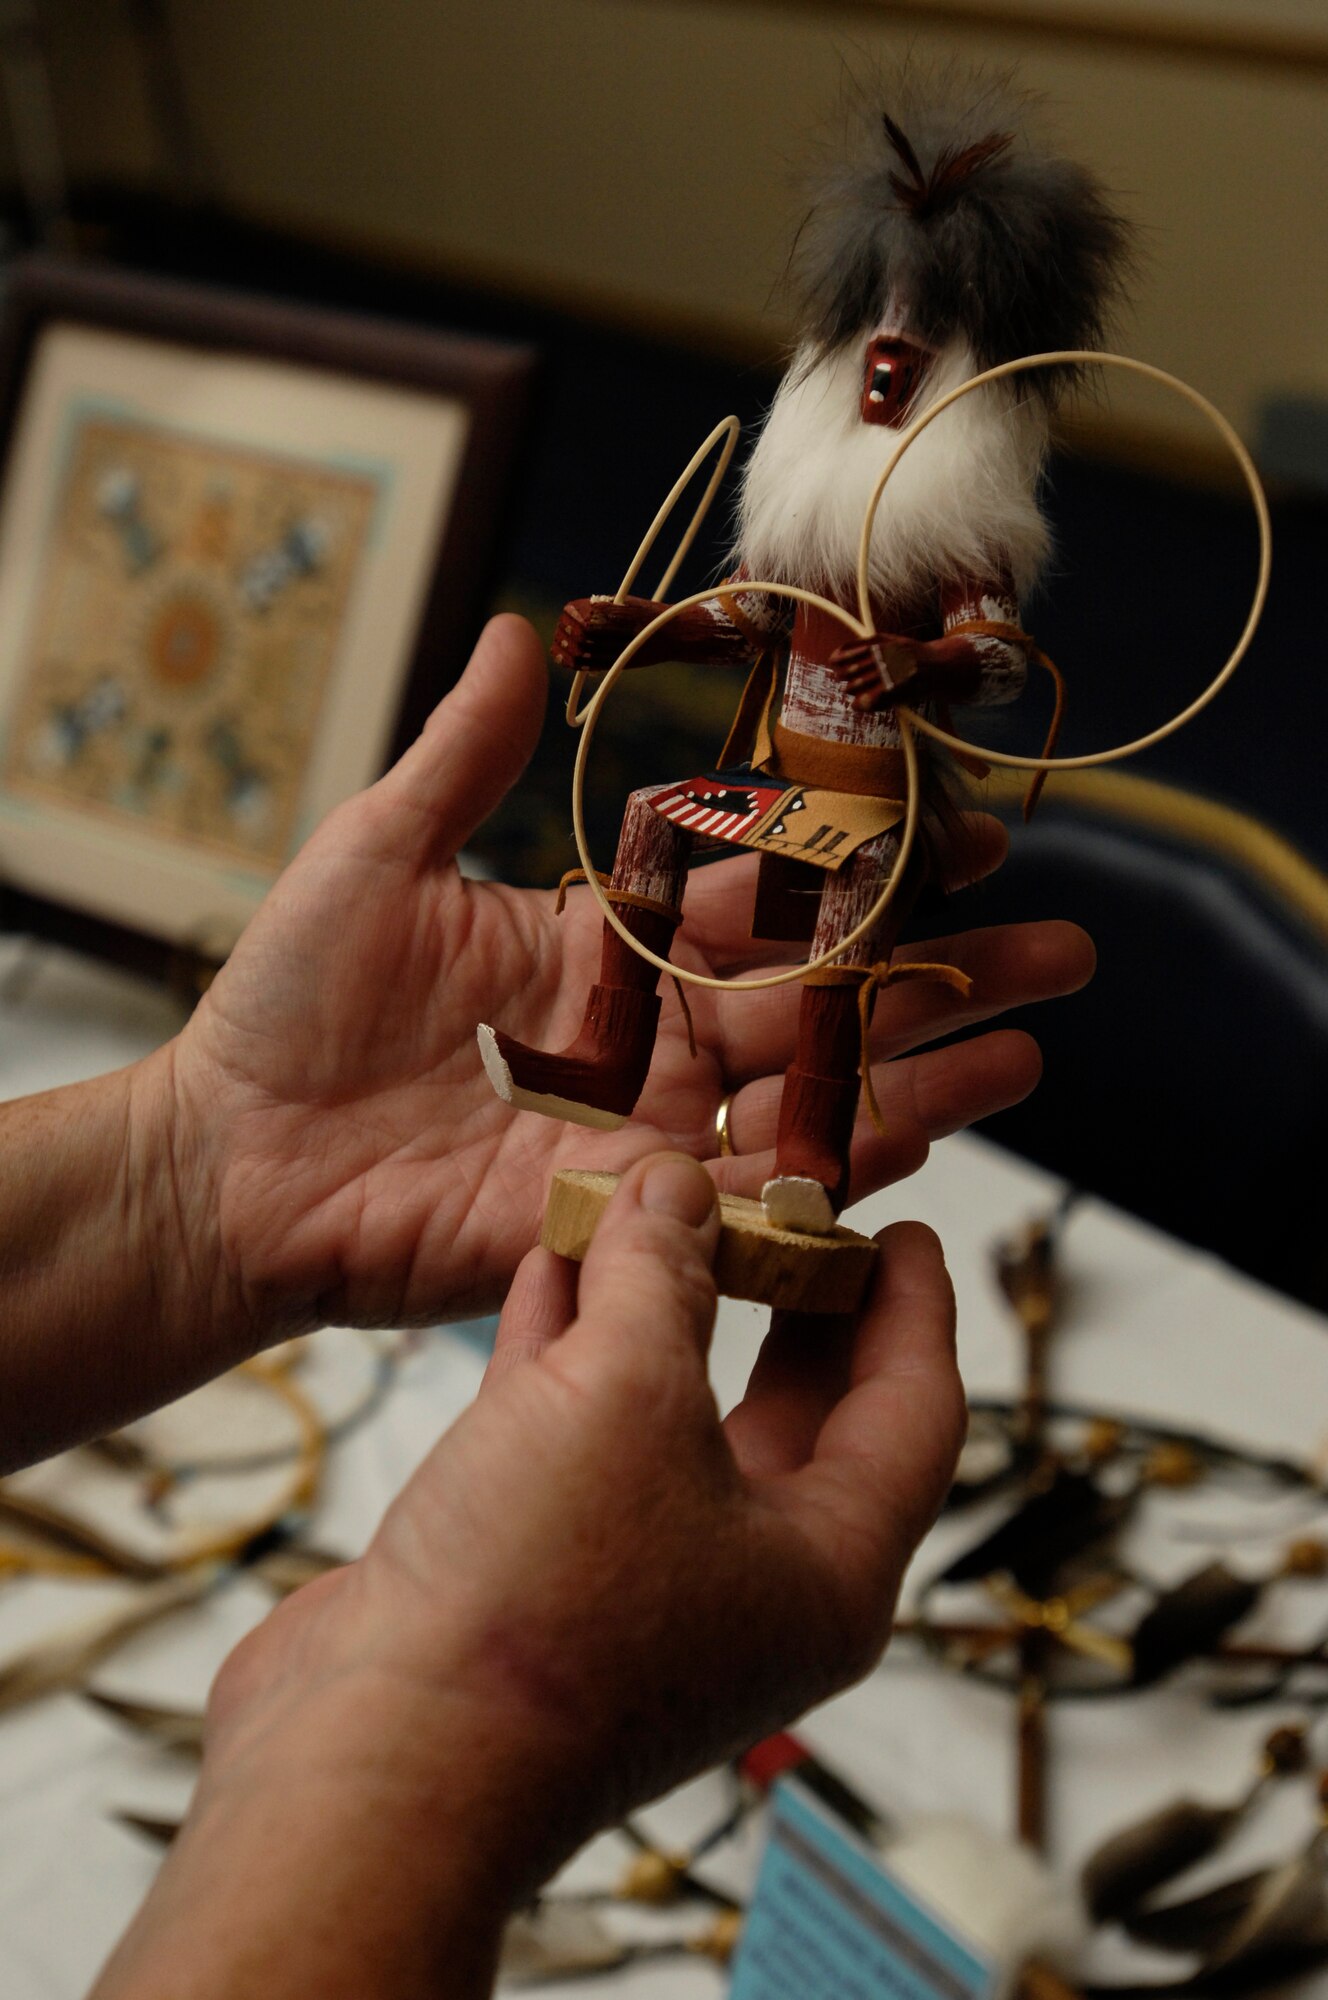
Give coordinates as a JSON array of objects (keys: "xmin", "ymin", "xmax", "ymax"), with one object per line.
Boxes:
[{"xmin": 639, "ymin": 1154, "xmax": 717, "ymax": 1227}]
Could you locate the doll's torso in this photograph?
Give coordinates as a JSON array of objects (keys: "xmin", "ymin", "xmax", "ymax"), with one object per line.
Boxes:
[{"xmin": 777, "ymin": 588, "xmax": 939, "ymax": 749}]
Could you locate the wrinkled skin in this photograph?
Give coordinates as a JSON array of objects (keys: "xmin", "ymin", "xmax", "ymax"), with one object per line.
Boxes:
[
  {"xmin": 89, "ymin": 615, "xmax": 1095, "ymax": 2000},
  {"xmin": 99, "ymin": 1160, "xmax": 967, "ymax": 1999},
  {"xmin": 171, "ymin": 615, "xmax": 1092, "ymax": 1345}
]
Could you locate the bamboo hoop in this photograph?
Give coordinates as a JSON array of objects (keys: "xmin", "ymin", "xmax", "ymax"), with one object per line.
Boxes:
[
  {"xmin": 855, "ymin": 350, "xmax": 1272, "ymax": 769},
  {"xmin": 572, "ymin": 584, "xmax": 921, "ymax": 992},
  {"xmin": 570, "ymin": 351, "xmax": 1271, "ymax": 993},
  {"xmin": 565, "ymin": 416, "xmax": 742, "ymax": 727}
]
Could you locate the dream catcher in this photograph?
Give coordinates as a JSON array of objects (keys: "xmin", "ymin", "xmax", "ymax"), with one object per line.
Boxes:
[{"xmin": 0, "ymin": 1328, "xmax": 406, "ymax": 1715}]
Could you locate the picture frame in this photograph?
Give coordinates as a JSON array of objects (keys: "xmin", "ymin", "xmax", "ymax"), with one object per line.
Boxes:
[{"xmin": 0, "ymin": 255, "xmax": 534, "ymax": 983}]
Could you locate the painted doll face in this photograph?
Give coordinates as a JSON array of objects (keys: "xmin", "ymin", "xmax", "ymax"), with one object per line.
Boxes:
[{"xmin": 860, "ymin": 335, "xmax": 933, "ymax": 428}]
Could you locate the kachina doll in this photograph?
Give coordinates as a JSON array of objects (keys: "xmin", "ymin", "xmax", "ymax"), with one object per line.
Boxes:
[{"xmin": 480, "ymin": 74, "xmax": 1131, "ymax": 1237}]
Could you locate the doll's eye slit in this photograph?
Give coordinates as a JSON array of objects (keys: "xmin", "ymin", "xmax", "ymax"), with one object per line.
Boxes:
[{"xmin": 869, "ymin": 363, "xmax": 893, "ymax": 403}]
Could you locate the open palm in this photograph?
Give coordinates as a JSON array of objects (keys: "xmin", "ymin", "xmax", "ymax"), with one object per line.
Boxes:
[{"xmin": 173, "ymin": 616, "xmax": 1091, "ymax": 1338}]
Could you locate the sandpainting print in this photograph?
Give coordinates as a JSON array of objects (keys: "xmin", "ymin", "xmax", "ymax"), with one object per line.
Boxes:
[{"xmin": 1, "ymin": 412, "xmax": 381, "ymax": 870}]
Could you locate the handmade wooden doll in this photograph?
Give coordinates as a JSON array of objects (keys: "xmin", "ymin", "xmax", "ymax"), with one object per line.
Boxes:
[{"xmin": 480, "ymin": 76, "xmax": 1131, "ymax": 1237}]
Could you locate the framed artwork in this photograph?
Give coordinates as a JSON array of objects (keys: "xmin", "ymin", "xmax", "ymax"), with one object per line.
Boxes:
[{"xmin": 0, "ymin": 256, "xmax": 533, "ymax": 978}]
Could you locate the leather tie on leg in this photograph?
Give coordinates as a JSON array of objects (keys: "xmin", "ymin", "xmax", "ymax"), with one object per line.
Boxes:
[
  {"xmin": 553, "ymin": 868, "xmax": 682, "ymax": 923},
  {"xmin": 671, "ymin": 976, "xmax": 697, "ymax": 1059},
  {"xmin": 858, "ymin": 960, "xmax": 973, "ymax": 1134},
  {"xmin": 803, "ymin": 959, "xmax": 974, "ymax": 1136}
]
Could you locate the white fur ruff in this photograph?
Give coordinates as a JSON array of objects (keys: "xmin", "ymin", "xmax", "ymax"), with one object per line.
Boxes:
[{"xmin": 734, "ymin": 339, "xmax": 1051, "ymax": 606}]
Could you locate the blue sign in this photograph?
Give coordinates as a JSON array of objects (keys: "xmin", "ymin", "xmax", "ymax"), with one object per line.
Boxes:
[{"xmin": 731, "ymin": 1780, "xmax": 999, "ymax": 2000}]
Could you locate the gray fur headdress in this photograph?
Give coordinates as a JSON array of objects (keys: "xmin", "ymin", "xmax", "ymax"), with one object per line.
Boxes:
[{"xmin": 788, "ymin": 69, "xmax": 1133, "ymax": 396}]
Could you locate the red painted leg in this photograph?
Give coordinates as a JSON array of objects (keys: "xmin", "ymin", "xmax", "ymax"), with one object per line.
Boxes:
[
  {"xmin": 768, "ymin": 987, "xmax": 865, "ymax": 1220},
  {"xmin": 763, "ymin": 831, "xmax": 920, "ymax": 1232},
  {"xmin": 478, "ymin": 788, "xmax": 689, "ymax": 1128}
]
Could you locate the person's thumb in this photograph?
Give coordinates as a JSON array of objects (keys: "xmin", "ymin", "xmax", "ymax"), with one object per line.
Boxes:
[
  {"xmin": 559, "ymin": 1154, "xmax": 722, "ymax": 1384},
  {"xmin": 364, "ymin": 613, "xmax": 548, "ymax": 866}
]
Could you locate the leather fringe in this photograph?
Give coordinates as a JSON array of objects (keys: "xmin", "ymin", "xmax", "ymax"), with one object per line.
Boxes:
[
  {"xmin": 852, "ymin": 958, "xmax": 974, "ymax": 1135},
  {"xmin": 944, "ymin": 618, "xmax": 1067, "ymax": 820},
  {"xmin": 553, "ymin": 868, "xmax": 682, "ymax": 924}
]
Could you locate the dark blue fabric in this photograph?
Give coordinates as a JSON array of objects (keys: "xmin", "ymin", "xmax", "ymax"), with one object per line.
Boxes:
[{"xmin": 917, "ymin": 809, "xmax": 1328, "ymax": 1309}]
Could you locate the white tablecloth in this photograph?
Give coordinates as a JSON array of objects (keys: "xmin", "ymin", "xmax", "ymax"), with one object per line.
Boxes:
[{"xmin": 2, "ymin": 934, "xmax": 1326, "ymax": 1997}]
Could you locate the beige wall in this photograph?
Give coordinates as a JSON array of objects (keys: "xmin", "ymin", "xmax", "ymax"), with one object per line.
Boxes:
[{"xmin": 38, "ymin": 0, "xmax": 1328, "ymax": 461}]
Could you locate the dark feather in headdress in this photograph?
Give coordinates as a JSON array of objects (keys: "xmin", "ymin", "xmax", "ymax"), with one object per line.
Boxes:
[
  {"xmin": 787, "ymin": 66, "xmax": 1134, "ymax": 399},
  {"xmin": 883, "ymin": 114, "xmax": 1015, "ymax": 222}
]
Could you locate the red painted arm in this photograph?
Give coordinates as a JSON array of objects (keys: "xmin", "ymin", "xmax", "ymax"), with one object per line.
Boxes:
[
  {"xmin": 550, "ymin": 586, "xmax": 782, "ymax": 676},
  {"xmin": 937, "ymin": 570, "xmax": 1029, "ymax": 707},
  {"xmin": 827, "ymin": 569, "xmax": 1029, "ymax": 713}
]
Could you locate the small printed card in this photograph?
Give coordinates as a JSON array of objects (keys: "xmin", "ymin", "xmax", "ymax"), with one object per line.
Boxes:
[{"xmin": 730, "ymin": 1779, "xmax": 1001, "ymax": 2000}]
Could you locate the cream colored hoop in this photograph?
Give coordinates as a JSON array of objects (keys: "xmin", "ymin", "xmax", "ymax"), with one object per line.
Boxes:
[
  {"xmin": 856, "ymin": 350, "xmax": 1272, "ymax": 769},
  {"xmin": 565, "ymin": 416, "xmax": 742, "ymax": 727},
  {"xmin": 570, "ymin": 349, "xmax": 1270, "ymax": 994},
  {"xmin": 571, "ymin": 583, "xmax": 922, "ymax": 993}
]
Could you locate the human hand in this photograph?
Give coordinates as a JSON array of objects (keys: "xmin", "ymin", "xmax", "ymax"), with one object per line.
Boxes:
[
  {"xmin": 99, "ymin": 1156, "xmax": 962, "ymax": 1998},
  {"xmin": 162, "ymin": 614, "xmax": 1091, "ymax": 1352}
]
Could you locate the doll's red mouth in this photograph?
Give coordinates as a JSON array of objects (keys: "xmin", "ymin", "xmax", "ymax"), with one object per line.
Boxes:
[{"xmin": 860, "ymin": 335, "xmax": 934, "ymax": 427}]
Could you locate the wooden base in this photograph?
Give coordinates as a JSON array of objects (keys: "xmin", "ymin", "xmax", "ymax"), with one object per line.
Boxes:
[{"xmin": 540, "ymin": 1169, "xmax": 878, "ymax": 1315}]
